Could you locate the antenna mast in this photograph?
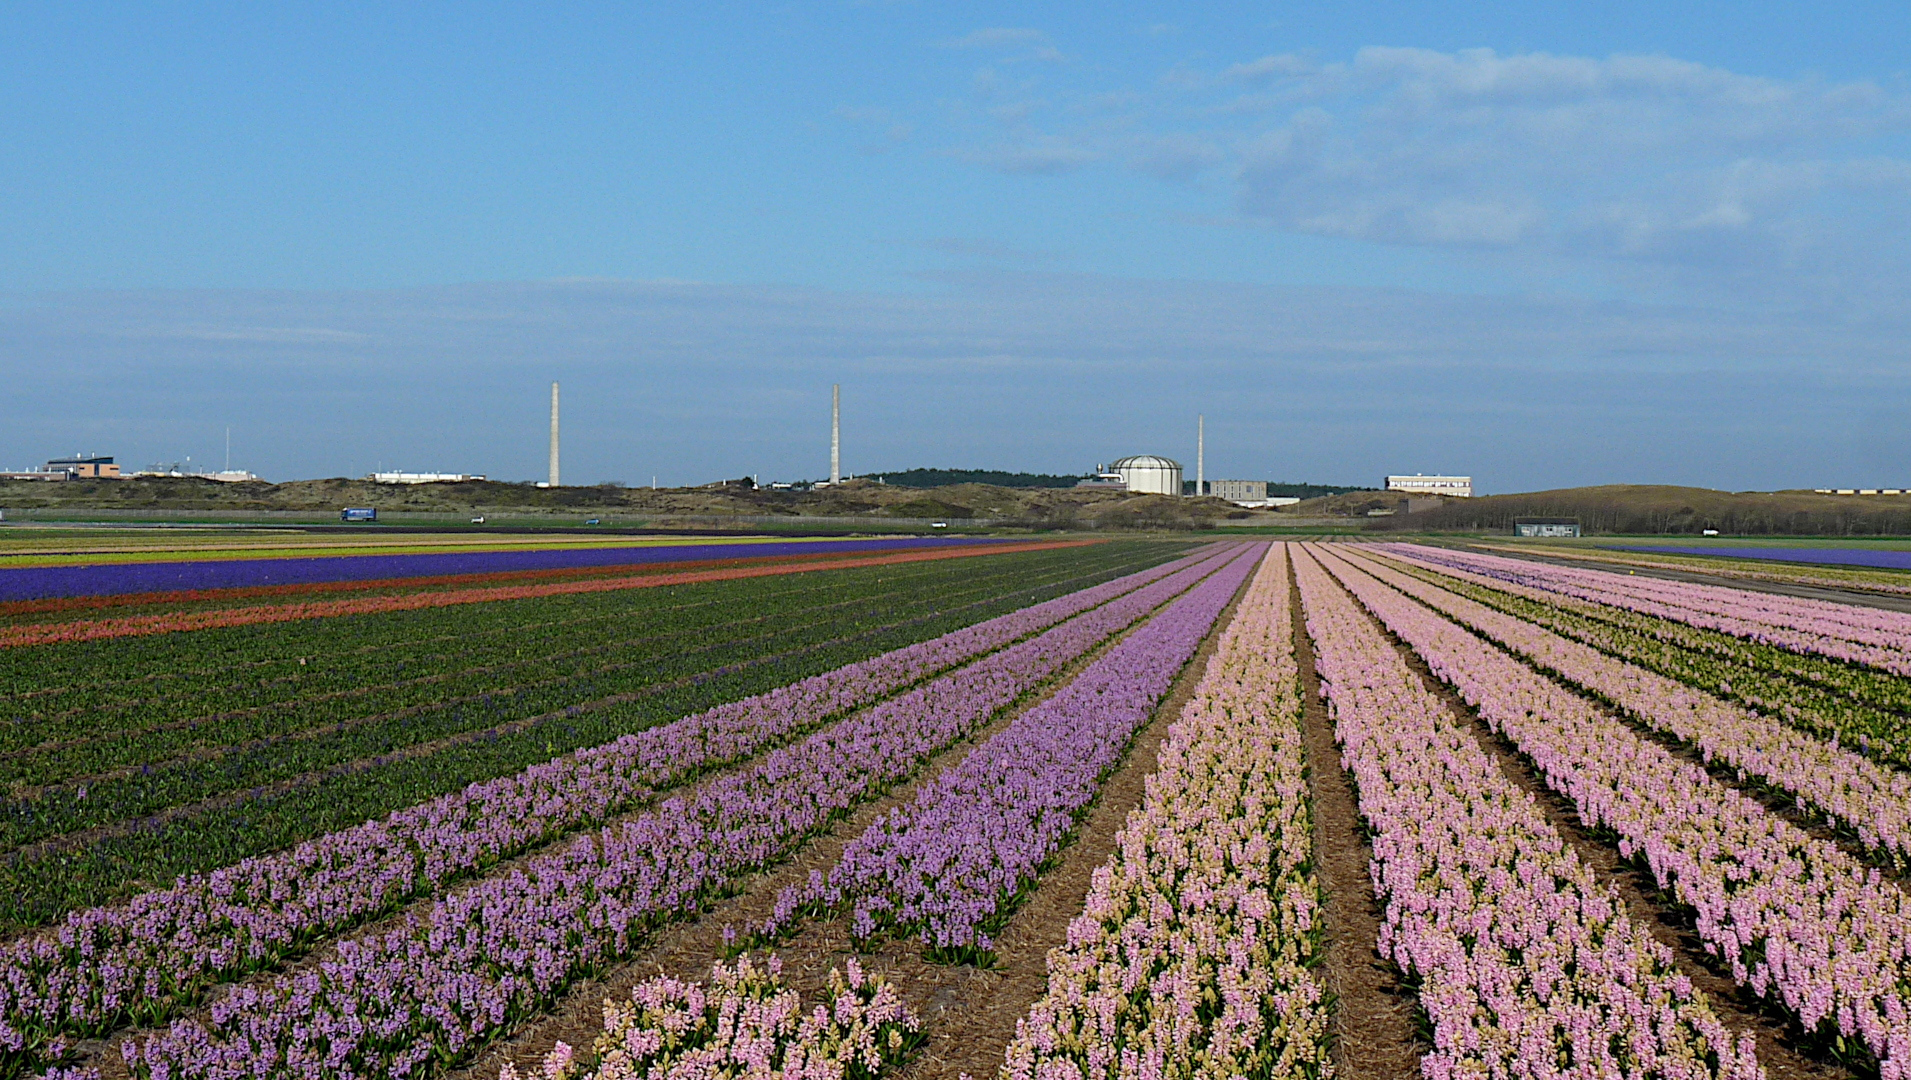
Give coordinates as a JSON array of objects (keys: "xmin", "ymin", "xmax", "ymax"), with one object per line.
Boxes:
[
  {"xmin": 549, "ymin": 382, "xmax": 561, "ymax": 487},
  {"xmin": 830, "ymin": 384, "xmax": 841, "ymax": 485},
  {"xmin": 1196, "ymin": 415, "xmax": 1204, "ymax": 497}
]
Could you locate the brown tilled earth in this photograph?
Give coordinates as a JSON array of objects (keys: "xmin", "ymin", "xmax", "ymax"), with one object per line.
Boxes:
[{"xmin": 1287, "ymin": 557, "xmax": 1424, "ymax": 1080}]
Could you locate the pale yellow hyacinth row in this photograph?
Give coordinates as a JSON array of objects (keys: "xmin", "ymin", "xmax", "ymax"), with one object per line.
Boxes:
[{"xmin": 999, "ymin": 543, "xmax": 1333, "ymax": 1080}]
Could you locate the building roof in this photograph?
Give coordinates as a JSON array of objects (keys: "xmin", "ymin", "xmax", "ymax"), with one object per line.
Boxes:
[{"xmin": 1111, "ymin": 454, "xmax": 1182, "ymax": 470}]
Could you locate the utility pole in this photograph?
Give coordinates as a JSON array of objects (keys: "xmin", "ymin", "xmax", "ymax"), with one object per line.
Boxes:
[
  {"xmin": 548, "ymin": 382, "xmax": 560, "ymax": 487},
  {"xmin": 1196, "ymin": 414, "xmax": 1204, "ymax": 497},
  {"xmin": 830, "ymin": 384, "xmax": 841, "ymax": 485}
]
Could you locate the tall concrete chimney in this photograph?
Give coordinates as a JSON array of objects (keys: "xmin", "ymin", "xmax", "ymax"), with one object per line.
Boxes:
[
  {"xmin": 830, "ymin": 384, "xmax": 841, "ymax": 485},
  {"xmin": 549, "ymin": 382, "xmax": 560, "ymax": 487},
  {"xmin": 1196, "ymin": 414, "xmax": 1204, "ymax": 497}
]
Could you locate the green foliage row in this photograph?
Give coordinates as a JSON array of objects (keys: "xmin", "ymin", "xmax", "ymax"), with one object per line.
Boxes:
[
  {"xmin": 0, "ymin": 542, "xmax": 1189, "ymax": 928},
  {"xmin": 0, "ymin": 557, "xmax": 1058, "ymax": 786},
  {"xmin": 0, "ymin": 560, "xmax": 1092, "ymax": 850}
]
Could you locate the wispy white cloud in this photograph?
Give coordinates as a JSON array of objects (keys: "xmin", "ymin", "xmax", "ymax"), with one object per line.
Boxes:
[{"xmin": 928, "ymin": 43, "xmax": 1911, "ymax": 310}]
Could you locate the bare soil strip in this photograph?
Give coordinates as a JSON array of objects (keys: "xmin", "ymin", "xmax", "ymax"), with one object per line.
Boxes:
[
  {"xmin": 1325, "ymin": 563, "xmax": 1852, "ymax": 1080},
  {"xmin": 451, "ymin": 551, "xmax": 1254, "ymax": 1080},
  {"xmin": 1287, "ymin": 558, "xmax": 1424, "ymax": 1080}
]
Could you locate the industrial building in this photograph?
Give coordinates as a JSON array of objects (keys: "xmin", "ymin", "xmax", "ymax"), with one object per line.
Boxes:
[
  {"xmin": 369, "ymin": 472, "xmax": 487, "ymax": 484},
  {"xmin": 1211, "ymin": 479, "xmax": 1265, "ymax": 503},
  {"xmin": 1073, "ymin": 472, "xmax": 1127, "ymax": 490},
  {"xmin": 1109, "ymin": 455, "xmax": 1183, "ymax": 496},
  {"xmin": 46, "ymin": 455, "xmax": 120, "ymax": 479},
  {"xmin": 1386, "ymin": 474, "xmax": 1472, "ymax": 498}
]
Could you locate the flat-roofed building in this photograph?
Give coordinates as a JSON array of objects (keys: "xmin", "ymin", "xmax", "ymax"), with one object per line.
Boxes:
[
  {"xmin": 45, "ymin": 455, "xmax": 119, "ymax": 479},
  {"xmin": 1210, "ymin": 479, "xmax": 1266, "ymax": 504},
  {"xmin": 1386, "ymin": 474, "xmax": 1471, "ymax": 498},
  {"xmin": 368, "ymin": 472, "xmax": 486, "ymax": 484}
]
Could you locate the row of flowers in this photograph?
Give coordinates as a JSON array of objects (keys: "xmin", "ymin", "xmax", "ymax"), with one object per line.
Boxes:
[
  {"xmin": 751, "ymin": 546, "xmax": 1263, "ymax": 962},
  {"xmin": 115, "ymin": 546, "xmax": 1254, "ymax": 1080},
  {"xmin": 1372, "ymin": 547, "xmax": 1911, "ymax": 766},
  {"xmin": 1386, "ymin": 543, "xmax": 1911, "ymax": 676},
  {"xmin": 1475, "ymin": 543, "xmax": 1911, "ymax": 598},
  {"xmin": 0, "ymin": 538, "xmax": 1011, "ymax": 604},
  {"xmin": 1000, "ymin": 543, "xmax": 1331, "ymax": 1080},
  {"xmin": 0, "ymin": 542, "xmax": 1081, "ymax": 650},
  {"xmin": 1293, "ymin": 545, "xmax": 1761, "ymax": 1080},
  {"xmin": 498, "ymin": 955, "xmax": 921, "ymax": 1080},
  {"xmin": 1348, "ymin": 547, "xmax": 1911, "ymax": 868},
  {"xmin": 0, "ymin": 545, "xmax": 1233, "ymax": 1077},
  {"xmin": 1313, "ymin": 545, "xmax": 1911, "ymax": 1080}
]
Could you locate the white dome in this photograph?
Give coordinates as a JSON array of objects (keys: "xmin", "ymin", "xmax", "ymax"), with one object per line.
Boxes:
[
  {"xmin": 1110, "ymin": 454, "xmax": 1182, "ymax": 470},
  {"xmin": 1110, "ymin": 454, "xmax": 1184, "ymax": 496}
]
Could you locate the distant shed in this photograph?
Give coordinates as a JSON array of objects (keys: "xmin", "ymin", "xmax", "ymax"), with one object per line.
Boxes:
[{"xmin": 1513, "ymin": 517, "xmax": 1581, "ymax": 538}]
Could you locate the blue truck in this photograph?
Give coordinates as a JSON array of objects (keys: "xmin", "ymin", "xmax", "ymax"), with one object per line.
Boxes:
[{"xmin": 339, "ymin": 507, "xmax": 378, "ymax": 522}]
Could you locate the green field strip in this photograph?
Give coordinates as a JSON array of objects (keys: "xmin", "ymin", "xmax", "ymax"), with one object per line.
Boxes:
[
  {"xmin": 0, "ymin": 533, "xmax": 849, "ymax": 568},
  {"xmin": 0, "ymin": 552, "xmax": 990, "ymax": 707},
  {"xmin": 1376, "ymin": 551, "xmax": 1911, "ymax": 770},
  {"xmin": 0, "ymin": 543, "xmax": 1189, "ymax": 928},
  {"xmin": 0, "ymin": 543, "xmax": 1116, "ymax": 699},
  {"xmin": 0, "ymin": 557, "xmax": 1119, "ymax": 843},
  {"xmin": 0, "ymin": 552, "xmax": 1056, "ymax": 758}
]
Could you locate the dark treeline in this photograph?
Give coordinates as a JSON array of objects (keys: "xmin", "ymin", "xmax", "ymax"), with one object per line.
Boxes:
[
  {"xmin": 1269, "ymin": 482, "xmax": 1376, "ymax": 499},
  {"xmin": 1370, "ymin": 486, "xmax": 1911, "ymax": 536}
]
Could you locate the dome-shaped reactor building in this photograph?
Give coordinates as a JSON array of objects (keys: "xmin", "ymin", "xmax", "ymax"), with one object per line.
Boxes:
[{"xmin": 1111, "ymin": 454, "xmax": 1183, "ymax": 496}]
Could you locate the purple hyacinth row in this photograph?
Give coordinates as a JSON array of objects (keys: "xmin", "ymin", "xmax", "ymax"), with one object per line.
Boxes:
[
  {"xmin": 1003, "ymin": 544, "xmax": 1332, "ymax": 1080},
  {"xmin": 0, "ymin": 537, "xmax": 1012, "ymax": 601},
  {"xmin": 120, "ymin": 547, "xmax": 1249, "ymax": 1080},
  {"xmin": 1292, "ymin": 545, "xmax": 1761, "ymax": 1080},
  {"xmin": 1385, "ymin": 543, "xmax": 1911, "ymax": 675},
  {"xmin": 1346, "ymin": 546, "xmax": 1911, "ymax": 867},
  {"xmin": 0, "ymin": 547, "xmax": 1231, "ymax": 1076},
  {"xmin": 755, "ymin": 545, "xmax": 1263, "ymax": 961},
  {"xmin": 1313, "ymin": 545, "xmax": 1911, "ymax": 1080}
]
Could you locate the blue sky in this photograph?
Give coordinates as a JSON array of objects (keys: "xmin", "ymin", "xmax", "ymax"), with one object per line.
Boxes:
[{"xmin": 3, "ymin": 2, "xmax": 1908, "ymax": 491}]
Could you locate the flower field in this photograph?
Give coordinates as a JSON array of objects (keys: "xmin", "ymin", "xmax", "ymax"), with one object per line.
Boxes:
[{"xmin": 13, "ymin": 533, "xmax": 1911, "ymax": 1080}]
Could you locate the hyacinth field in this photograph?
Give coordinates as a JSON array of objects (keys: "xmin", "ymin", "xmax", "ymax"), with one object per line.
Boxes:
[{"xmin": 9, "ymin": 529, "xmax": 1911, "ymax": 1080}]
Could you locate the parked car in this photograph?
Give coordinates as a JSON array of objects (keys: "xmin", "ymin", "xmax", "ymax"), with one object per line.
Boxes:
[{"xmin": 471, "ymin": 516, "xmax": 486, "ymax": 525}]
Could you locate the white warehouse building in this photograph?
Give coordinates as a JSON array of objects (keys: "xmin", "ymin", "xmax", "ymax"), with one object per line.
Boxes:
[
  {"xmin": 1111, "ymin": 454, "xmax": 1183, "ymax": 496},
  {"xmin": 1385, "ymin": 474, "xmax": 1473, "ymax": 498}
]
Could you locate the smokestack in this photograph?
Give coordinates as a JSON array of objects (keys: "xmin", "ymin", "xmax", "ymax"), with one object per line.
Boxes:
[
  {"xmin": 830, "ymin": 384, "xmax": 841, "ymax": 485},
  {"xmin": 1196, "ymin": 414, "xmax": 1204, "ymax": 497},
  {"xmin": 549, "ymin": 382, "xmax": 560, "ymax": 487}
]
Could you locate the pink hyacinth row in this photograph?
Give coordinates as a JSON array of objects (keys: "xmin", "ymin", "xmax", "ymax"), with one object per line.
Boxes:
[
  {"xmin": 1347, "ymin": 546, "xmax": 1911, "ymax": 868},
  {"xmin": 0, "ymin": 544, "xmax": 1232, "ymax": 1077},
  {"xmin": 498, "ymin": 955, "xmax": 919, "ymax": 1080},
  {"xmin": 756, "ymin": 544, "xmax": 1266, "ymax": 959},
  {"xmin": 120, "ymin": 547, "xmax": 1250, "ymax": 1080},
  {"xmin": 1000, "ymin": 544, "xmax": 1331, "ymax": 1080},
  {"xmin": 1310, "ymin": 545, "xmax": 1911, "ymax": 1079},
  {"xmin": 1292, "ymin": 545, "xmax": 1761, "ymax": 1080},
  {"xmin": 1386, "ymin": 544, "xmax": 1911, "ymax": 675}
]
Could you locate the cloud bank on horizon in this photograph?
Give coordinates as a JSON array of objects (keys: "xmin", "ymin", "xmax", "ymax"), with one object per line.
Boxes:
[{"xmin": 1, "ymin": 7, "xmax": 1907, "ymax": 493}]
